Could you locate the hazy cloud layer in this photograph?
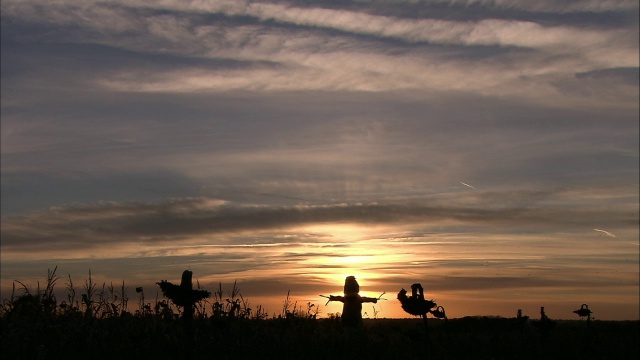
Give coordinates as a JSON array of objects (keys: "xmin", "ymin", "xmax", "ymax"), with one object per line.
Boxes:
[{"xmin": 2, "ymin": 191, "xmax": 637, "ymax": 252}]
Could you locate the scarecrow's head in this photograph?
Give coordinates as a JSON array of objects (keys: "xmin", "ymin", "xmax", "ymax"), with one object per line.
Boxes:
[{"xmin": 344, "ymin": 276, "xmax": 360, "ymax": 295}]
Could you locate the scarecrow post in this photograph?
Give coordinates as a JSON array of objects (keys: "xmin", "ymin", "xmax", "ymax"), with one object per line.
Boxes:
[
  {"xmin": 573, "ymin": 303, "xmax": 593, "ymax": 326},
  {"xmin": 397, "ymin": 283, "xmax": 439, "ymax": 355},
  {"xmin": 157, "ymin": 270, "xmax": 211, "ymax": 360}
]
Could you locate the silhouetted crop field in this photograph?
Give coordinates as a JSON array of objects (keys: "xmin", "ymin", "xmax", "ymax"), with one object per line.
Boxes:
[
  {"xmin": 2, "ymin": 269, "xmax": 638, "ymax": 359},
  {"xmin": 2, "ymin": 312, "xmax": 638, "ymax": 360}
]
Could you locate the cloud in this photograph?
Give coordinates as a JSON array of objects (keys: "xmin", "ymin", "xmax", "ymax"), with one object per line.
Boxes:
[
  {"xmin": 2, "ymin": 189, "xmax": 636, "ymax": 254},
  {"xmin": 593, "ymin": 228, "xmax": 617, "ymax": 237},
  {"xmin": 2, "ymin": 0, "xmax": 636, "ymax": 108}
]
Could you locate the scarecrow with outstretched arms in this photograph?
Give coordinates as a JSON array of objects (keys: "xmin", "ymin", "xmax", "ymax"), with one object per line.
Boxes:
[{"xmin": 323, "ymin": 276, "xmax": 381, "ymax": 327}]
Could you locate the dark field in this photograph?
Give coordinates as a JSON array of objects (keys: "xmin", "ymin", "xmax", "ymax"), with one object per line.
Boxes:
[
  {"xmin": 2, "ymin": 311, "xmax": 638, "ymax": 360},
  {"xmin": 2, "ymin": 270, "xmax": 638, "ymax": 359}
]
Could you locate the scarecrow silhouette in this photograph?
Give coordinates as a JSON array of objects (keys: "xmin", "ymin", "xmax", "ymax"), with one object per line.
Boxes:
[
  {"xmin": 573, "ymin": 303, "xmax": 592, "ymax": 319},
  {"xmin": 324, "ymin": 276, "xmax": 380, "ymax": 327},
  {"xmin": 157, "ymin": 270, "xmax": 210, "ymax": 321},
  {"xmin": 397, "ymin": 283, "xmax": 441, "ymax": 351},
  {"xmin": 397, "ymin": 283, "xmax": 437, "ymax": 316},
  {"xmin": 573, "ymin": 303, "xmax": 593, "ymax": 326}
]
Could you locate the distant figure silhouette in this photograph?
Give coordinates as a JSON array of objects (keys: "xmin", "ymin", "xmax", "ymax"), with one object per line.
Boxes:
[
  {"xmin": 327, "ymin": 276, "xmax": 378, "ymax": 327},
  {"xmin": 540, "ymin": 306, "xmax": 549, "ymax": 321},
  {"xmin": 397, "ymin": 283, "xmax": 436, "ymax": 316},
  {"xmin": 535, "ymin": 306, "xmax": 556, "ymax": 334},
  {"xmin": 516, "ymin": 309, "xmax": 529, "ymax": 322},
  {"xmin": 573, "ymin": 304, "xmax": 593, "ymax": 322}
]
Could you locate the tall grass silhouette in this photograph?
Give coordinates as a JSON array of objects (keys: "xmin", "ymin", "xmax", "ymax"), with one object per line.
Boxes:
[{"xmin": 1, "ymin": 268, "xmax": 638, "ymax": 360}]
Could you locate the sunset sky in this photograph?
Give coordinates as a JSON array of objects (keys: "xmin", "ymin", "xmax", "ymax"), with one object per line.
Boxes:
[{"xmin": 1, "ymin": 0, "xmax": 638, "ymax": 320}]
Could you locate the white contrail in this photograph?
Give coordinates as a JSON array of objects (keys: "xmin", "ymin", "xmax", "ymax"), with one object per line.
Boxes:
[
  {"xmin": 460, "ymin": 182, "xmax": 476, "ymax": 189},
  {"xmin": 593, "ymin": 228, "xmax": 616, "ymax": 237}
]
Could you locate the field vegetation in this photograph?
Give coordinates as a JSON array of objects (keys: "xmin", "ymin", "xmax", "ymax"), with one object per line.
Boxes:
[{"xmin": 1, "ymin": 268, "xmax": 638, "ymax": 359}]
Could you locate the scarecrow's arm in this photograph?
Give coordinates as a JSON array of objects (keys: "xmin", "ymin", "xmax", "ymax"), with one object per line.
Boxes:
[{"xmin": 320, "ymin": 294, "xmax": 345, "ymax": 306}]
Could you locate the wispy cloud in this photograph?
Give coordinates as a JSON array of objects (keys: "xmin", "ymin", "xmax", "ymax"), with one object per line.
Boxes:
[
  {"xmin": 2, "ymin": 0, "xmax": 637, "ymax": 108},
  {"xmin": 593, "ymin": 228, "xmax": 617, "ymax": 237},
  {"xmin": 2, "ymin": 190, "xmax": 636, "ymax": 253}
]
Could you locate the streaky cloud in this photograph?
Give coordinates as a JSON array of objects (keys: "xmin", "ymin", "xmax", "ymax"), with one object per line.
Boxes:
[
  {"xmin": 593, "ymin": 228, "xmax": 617, "ymax": 238},
  {"xmin": 2, "ymin": 191, "xmax": 636, "ymax": 252}
]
